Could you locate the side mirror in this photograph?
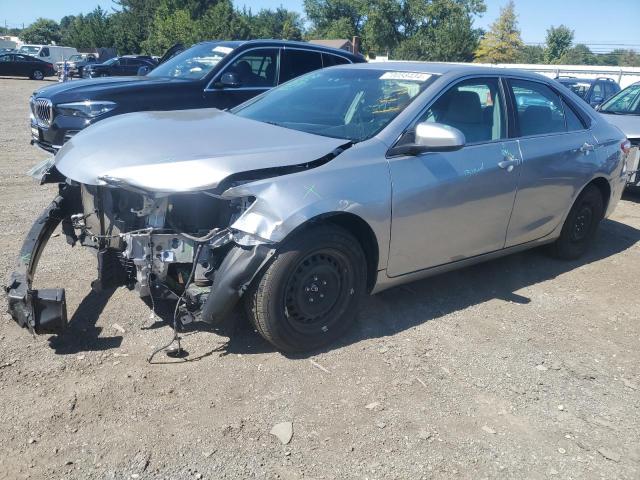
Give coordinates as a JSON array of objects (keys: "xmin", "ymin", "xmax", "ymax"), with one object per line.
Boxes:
[
  {"xmin": 137, "ymin": 65, "xmax": 150, "ymax": 76},
  {"xmin": 219, "ymin": 71, "xmax": 240, "ymax": 88},
  {"xmin": 388, "ymin": 122, "xmax": 466, "ymax": 156}
]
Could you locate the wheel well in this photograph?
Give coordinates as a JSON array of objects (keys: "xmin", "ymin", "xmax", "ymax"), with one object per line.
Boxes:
[
  {"xmin": 294, "ymin": 213, "xmax": 380, "ymax": 293},
  {"xmin": 588, "ymin": 177, "xmax": 611, "ymax": 215}
]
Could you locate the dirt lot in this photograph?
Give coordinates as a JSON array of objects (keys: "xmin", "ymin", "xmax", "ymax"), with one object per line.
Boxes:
[{"xmin": 0, "ymin": 77, "xmax": 639, "ymax": 480}]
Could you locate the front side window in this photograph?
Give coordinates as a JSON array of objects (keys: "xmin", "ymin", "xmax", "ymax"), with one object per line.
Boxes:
[
  {"xmin": 279, "ymin": 49, "xmax": 323, "ymax": 83},
  {"xmin": 510, "ymin": 79, "xmax": 566, "ymax": 136},
  {"xmin": 600, "ymin": 84, "xmax": 640, "ymax": 114},
  {"xmin": 148, "ymin": 43, "xmax": 231, "ymax": 80},
  {"xmin": 418, "ymin": 78, "xmax": 506, "ymax": 144},
  {"xmin": 224, "ymin": 48, "xmax": 278, "ymax": 87},
  {"xmin": 233, "ymin": 68, "xmax": 436, "ymax": 142}
]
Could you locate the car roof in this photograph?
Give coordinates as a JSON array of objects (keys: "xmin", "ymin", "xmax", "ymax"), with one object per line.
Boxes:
[
  {"xmin": 558, "ymin": 77, "xmax": 594, "ymax": 84},
  {"xmin": 337, "ymin": 61, "xmax": 555, "ymax": 81},
  {"xmin": 193, "ymin": 39, "xmax": 362, "ymax": 61}
]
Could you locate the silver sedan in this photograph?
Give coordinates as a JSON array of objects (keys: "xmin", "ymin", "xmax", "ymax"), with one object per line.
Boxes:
[{"xmin": 7, "ymin": 62, "xmax": 630, "ymax": 353}]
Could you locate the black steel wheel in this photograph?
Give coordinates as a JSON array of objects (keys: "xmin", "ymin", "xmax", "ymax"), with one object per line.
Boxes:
[
  {"xmin": 551, "ymin": 184, "xmax": 604, "ymax": 259},
  {"xmin": 245, "ymin": 224, "xmax": 366, "ymax": 353}
]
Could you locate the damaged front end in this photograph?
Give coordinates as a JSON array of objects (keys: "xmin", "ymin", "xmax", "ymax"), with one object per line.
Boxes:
[{"xmin": 5, "ymin": 173, "xmax": 274, "ymax": 335}]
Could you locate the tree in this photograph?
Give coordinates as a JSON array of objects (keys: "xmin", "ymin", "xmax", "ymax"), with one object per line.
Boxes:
[
  {"xmin": 248, "ymin": 8, "xmax": 304, "ymax": 40},
  {"xmin": 473, "ymin": 0, "xmax": 522, "ymax": 63},
  {"xmin": 142, "ymin": 4, "xmax": 198, "ymax": 53},
  {"xmin": 393, "ymin": 0, "xmax": 483, "ymax": 62},
  {"xmin": 20, "ymin": 18, "xmax": 61, "ymax": 44},
  {"xmin": 198, "ymin": 1, "xmax": 253, "ymax": 41},
  {"xmin": 545, "ymin": 24, "xmax": 573, "ymax": 64},
  {"xmin": 560, "ymin": 43, "xmax": 595, "ymax": 65},
  {"xmin": 517, "ymin": 44, "xmax": 544, "ymax": 64},
  {"xmin": 62, "ymin": 7, "xmax": 113, "ymax": 48}
]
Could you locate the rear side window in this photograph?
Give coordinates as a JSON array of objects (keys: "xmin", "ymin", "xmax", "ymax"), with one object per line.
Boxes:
[
  {"xmin": 562, "ymin": 99, "xmax": 586, "ymax": 131},
  {"xmin": 279, "ymin": 49, "xmax": 323, "ymax": 83},
  {"xmin": 510, "ymin": 79, "xmax": 566, "ymax": 136},
  {"xmin": 322, "ymin": 53, "xmax": 350, "ymax": 67}
]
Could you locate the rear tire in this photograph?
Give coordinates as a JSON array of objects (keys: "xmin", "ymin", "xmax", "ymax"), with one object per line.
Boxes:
[
  {"xmin": 31, "ymin": 70, "xmax": 44, "ymax": 80},
  {"xmin": 551, "ymin": 184, "xmax": 604, "ymax": 259},
  {"xmin": 244, "ymin": 224, "xmax": 366, "ymax": 353}
]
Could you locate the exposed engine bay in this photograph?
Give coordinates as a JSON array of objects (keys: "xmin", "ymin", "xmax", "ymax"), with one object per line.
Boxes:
[{"xmin": 6, "ymin": 179, "xmax": 275, "ymax": 335}]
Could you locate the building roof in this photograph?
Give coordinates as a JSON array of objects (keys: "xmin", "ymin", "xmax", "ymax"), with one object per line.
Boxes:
[{"xmin": 308, "ymin": 39, "xmax": 352, "ymax": 51}]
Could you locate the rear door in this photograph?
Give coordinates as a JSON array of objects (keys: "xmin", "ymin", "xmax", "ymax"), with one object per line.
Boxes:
[
  {"xmin": 279, "ymin": 48, "xmax": 323, "ymax": 84},
  {"xmin": 387, "ymin": 76, "xmax": 522, "ymax": 276},
  {"xmin": 504, "ymin": 78, "xmax": 598, "ymax": 247}
]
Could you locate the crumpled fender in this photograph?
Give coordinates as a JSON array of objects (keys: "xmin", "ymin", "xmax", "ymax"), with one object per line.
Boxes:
[{"xmin": 221, "ymin": 141, "xmax": 392, "ymax": 270}]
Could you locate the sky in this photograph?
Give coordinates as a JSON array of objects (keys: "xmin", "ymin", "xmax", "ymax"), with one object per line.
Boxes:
[{"xmin": 1, "ymin": 0, "xmax": 639, "ymax": 51}]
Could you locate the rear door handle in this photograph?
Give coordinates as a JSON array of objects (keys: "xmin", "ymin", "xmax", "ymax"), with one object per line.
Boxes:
[
  {"xmin": 498, "ymin": 159, "xmax": 518, "ymax": 172},
  {"xmin": 580, "ymin": 142, "xmax": 595, "ymax": 153}
]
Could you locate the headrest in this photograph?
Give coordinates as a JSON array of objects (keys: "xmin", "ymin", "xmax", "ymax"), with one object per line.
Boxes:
[{"xmin": 445, "ymin": 90, "xmax": 482, "ymax": 123}]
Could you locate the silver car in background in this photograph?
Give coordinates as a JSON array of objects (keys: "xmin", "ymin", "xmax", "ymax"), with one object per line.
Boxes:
[
  {"xmin": 597, "ymin": 81, "xmax": 640, "ymax": 187},
  {"xmin": 6, "ymin": 63, "xmax": 630, "ymax": 352}
]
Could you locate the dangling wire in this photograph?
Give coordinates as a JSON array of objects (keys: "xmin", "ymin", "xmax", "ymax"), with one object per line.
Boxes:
[{"xmin": 147, "ymin": 244, "xmax": 203, "ymax": 364}]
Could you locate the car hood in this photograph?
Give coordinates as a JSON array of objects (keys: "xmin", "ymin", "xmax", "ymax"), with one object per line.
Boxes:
[
  {"xmin": 34, "ymin": 76, "xmax": 189, "ymax": 98},
  {"xmin": 54, "ymin": 109, "xmax": 347, "ymax": 193},
  {"xmin": 599, "ymin": 112, "xmax": 640, "ymax": 139}
]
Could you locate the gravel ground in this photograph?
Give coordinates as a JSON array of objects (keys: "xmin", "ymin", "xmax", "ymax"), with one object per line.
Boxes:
[{"xmin": 0, "ymin": 77, "xmax": 639, "ymax": 480}]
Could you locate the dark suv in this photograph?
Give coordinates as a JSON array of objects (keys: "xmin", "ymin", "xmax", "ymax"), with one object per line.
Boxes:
[
  {"xmin": 556, "ymin": 76, "xmax": 620, "ymax": 108},
  {"xmin": 82, "ymin": 55, "xmax": 157, "ymax": 78},
  {"xmin": 30, "ymin": 40, "xmax": 364, "ymax": 152}
]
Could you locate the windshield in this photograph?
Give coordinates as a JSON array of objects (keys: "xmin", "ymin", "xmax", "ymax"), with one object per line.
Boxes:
[
  {"xmin": 233, "ymin": 68, "xmax": 436, "ymax": 142},
  {"xmin": 101, "ymin": 57, "xmax": 118, "ymax": 66},
  {"xmin": 68, "ymin": 55, "xmax": 83, "ymax": 61},
  {"xmin": 600, "ymin": 84, "xmax": 640, "ymax": 115},
  {"xmin": 148, "ymin": 43, "xmax": 232, "ymax": 80},
  {"xmin": 560, "ymin": 80, "xmax": 592, "ymax": 99},
  {"xmin": 19, "ymin": 46, "xmax": 40, "ymax": 55}
]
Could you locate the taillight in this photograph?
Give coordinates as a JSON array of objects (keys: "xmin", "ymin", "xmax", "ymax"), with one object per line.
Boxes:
[{"xmin": 621, "ymin": 140, "xmax": 631, "ymax": 155}]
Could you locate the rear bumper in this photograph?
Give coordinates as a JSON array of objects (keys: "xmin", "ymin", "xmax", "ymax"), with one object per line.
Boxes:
[{"xmin": 5, "ymin": 193, "xmax": 69, "ymax": 334}]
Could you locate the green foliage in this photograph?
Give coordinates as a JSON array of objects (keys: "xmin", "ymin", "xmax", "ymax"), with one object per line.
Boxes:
[
  {"xmin": 20, "ymin": 18, "xmax": 62, "ymax": 44},
  {"xmin": 560, "ymin": 43, "xmax": 595, "ymax": 65},
  {"xmin": 517, "ymin": 44, "xmax": 544, "ymax": 64},
  {"xmin": 544, "ymin": 24, "xmax": 573, "ymax": 64},
  {"xmin": 15, "ymin": 0, "xmax": 638, "ymax": 68},
  {"xmin": 248, "ymin": 8, "xmax": 304, "ymax": 40},
  {"xmin": 393, "ymin": 0, "xmax": 482, "ymax": 61},
  {"xmin": 474, "ymin": 0, "xmax": 522, "ymax": 63}
]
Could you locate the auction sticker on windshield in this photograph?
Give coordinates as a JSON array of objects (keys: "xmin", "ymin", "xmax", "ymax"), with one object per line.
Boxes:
[
  {"xmin": 213, "ymin": 46, "xmax": 234, "ymax": 55},
  {"xmin": 380, "ymin": 72, "xmax": 432, "ymax": 82}
]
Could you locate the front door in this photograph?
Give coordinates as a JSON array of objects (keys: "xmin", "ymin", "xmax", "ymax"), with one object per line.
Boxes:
[
  {"xmin": 387, "ymin": 77, "xmax": 521, "ymax": 276},
  {"xmin": 203, "ymin": 47, "xmax": 279, "ymax": 110},
  {"xmin": 0, "ymin": 54, "xmax": 13, "ymax": 76},
  {"xmin": 504, "ymin": 78, "xmax": 599, "ymax": 247}
]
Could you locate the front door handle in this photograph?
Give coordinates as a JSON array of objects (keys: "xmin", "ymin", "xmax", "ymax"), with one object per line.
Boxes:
[
  {"xmin": 580, "ymin": 142, "xmax": 595, "ymax": 153},
  {"xmin": 498, "ymin": 159, "xmax": 518, "ymax": 172}
]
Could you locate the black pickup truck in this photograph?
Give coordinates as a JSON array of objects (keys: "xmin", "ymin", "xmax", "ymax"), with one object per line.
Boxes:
[{"xmin": 29, "ymin": 40, "xmax": 364, "ymax": 153}]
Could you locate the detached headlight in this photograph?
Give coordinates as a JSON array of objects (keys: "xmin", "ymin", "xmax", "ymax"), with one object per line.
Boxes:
[{"xmin": 56, "ymin": 101, "xmax": 117, "ymax": 118}]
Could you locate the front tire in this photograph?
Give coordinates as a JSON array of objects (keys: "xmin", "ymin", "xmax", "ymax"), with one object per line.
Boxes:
[
  {"xmin": 551, "ymin": 185, "xmax": 604, "ymax": 259},
  {"xmin": 31, "ymin": 69, "xmax": 44, "ymax": 80},
  {"xmin": 245, "ymin": 224, "xmax": 367, "ymax": 353}
]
